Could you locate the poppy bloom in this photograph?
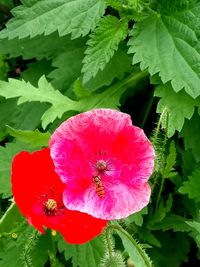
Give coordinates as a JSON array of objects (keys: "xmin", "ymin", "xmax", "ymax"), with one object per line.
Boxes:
[
  {"xmin": 50, "ymin": 109, "xmax": 155, "ymax": 220},
  {"xmin": 11, "ymin": 148, "xmax": 108, "ymax": 244}
]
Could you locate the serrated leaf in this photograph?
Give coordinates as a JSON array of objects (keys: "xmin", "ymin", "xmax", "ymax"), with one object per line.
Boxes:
[
  {"xmin": 84, "ymin": 47, "xmax": 133, "ymax": 91},
  {"xmin": 57, "ymin": 235, "xmax": 105, "ymax": 267},
  {"xmin": 149, "ymin": 214, "xmax": 192, "ymax": 232},
  {"xmin": 0, "ymin": 76, "xmax": 76, "ymax": 129},
  {"xmin": 185, "ymin": 221, "xmax": 200, "ymax": 249},
  {"xmin": 179, "ymin": 166, "xmax": 200, "ymax": 202},
  {"xmin": 0, "ymin": 71, "xmax": 141, "ymax": 128},
  {"xmin": 21, "ymin": 60, "xmax": 53, "ymax": 87},
  {"xmin": 149, "ymin": 194, "xmax": 173, "ymax": 227},
  {"xmin": 149, "ymin": 232, "xmax": 190, "ymax": 267},
  {"xmin": 6, "ymin": 126, "xmax": 50, "ymax": 148},
  {"xmin": 0, "ymin": 142, "xmax": 32, "ymax": 198},
  {"xmin": 0, "ymin": 0, "xmax": 105, "ymax": 40},
  {"xmin": 162, "ymin": 140, "xmax": 177, "ymax": 177},
  {"xmin": 48, "ymin": 46, "xmax": 85, "ymax": 91},
  {"xmin": 180, "ymin": 111, "xmax": 200, "ymax": 162},
  {"xmin": 0, "ymin": 33, "xmax": 84, "ymax": 60},
  {"xmin": 155, "ymin": 83, "xmax": 197, "ymax": 137},
  {"xmin": 138, "ymin": 229, "xmax": 161, "ymax": 248},
  {"xmin": 0, "ymin": 221, "xmax": 51, "ymax": 267},
  {"xmin": 82, "ymin": 15, "xmax": 128, "ymax": 83},
  {"xmin": 126, "ymin": 207, "xmax": 148, "ymax": 227},
  {"xmin": 128, "ymin": 1, "xmax": 200, "ymax": 98}
]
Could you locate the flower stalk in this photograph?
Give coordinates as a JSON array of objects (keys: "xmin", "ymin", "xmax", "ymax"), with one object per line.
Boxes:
[{"xmin": 106, "ymin": 223, "xmax": 152, "ymax": 267}]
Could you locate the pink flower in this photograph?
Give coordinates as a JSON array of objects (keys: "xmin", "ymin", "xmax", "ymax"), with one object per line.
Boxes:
[{"xmin": 50, "ymin": 109, "xmax": 155, "ymax": 220}]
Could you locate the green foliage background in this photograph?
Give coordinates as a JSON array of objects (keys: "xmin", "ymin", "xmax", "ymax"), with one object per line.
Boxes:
[{"xmin": 0, "ymin": 0, "xmax": 200, "ymax": 266}]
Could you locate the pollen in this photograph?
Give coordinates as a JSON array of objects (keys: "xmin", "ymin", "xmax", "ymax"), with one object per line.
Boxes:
[
  {"xmin": 44, "ymin": 198, "xmax": 57, "ymax": 215},
  {"xmin": 96, "ymin": 160, "xmax": 107, "ymax": 172}
]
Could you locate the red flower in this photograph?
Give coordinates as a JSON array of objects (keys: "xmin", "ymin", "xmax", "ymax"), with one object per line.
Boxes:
[{"xmin": 11, "ymin": 148, "xmax": 108, "ymax": 244}]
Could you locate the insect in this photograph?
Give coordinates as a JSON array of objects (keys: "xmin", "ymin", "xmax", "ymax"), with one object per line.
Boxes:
[{"xmin": 93, "ymin": 175, "xmax": 105, "ymax": 199}]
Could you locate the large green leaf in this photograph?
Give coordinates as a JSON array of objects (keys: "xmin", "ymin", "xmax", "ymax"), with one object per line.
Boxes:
[
  {"xmin": 0, "ymin": 76, "xmax": 76, "ymax": 129},
  {"xmin": 129, "ymin": 0, "xmax": 200, "ymax": 98},
  {"xmin": 0, "ymin": 71, "xmax": 144, "ymax": 128},
  {"xmin": 179, "ymin": 166, "xmax": 200, "ymax": 202},
  {"xmin": 6, "ymin": 126, "xmax": 50, "ymax": 148},
  {"xmin": 180, "ymin": 111, "xmax": 200, "ymax": 162},
  {"xmin": 155, "ymin": 83, "xmax": 197, "ymax": 137},
  {"xmin": 0, "ymin": 33, "xmax": 84, "ymax": 60},
  {"xmin": 149, "ymin": 232, "xmax": 190, "ymax": 267},
  {"xmin": 0, "ymin": 0, "xmax": 105, "ymax": 40},
  {"xmin": 84, "ymin": 48, "xmax": 132, "ymax": 91},
  {"xmin": 57, "ymin": 235, "xmax": 105, "ymax": 267},
  {"xmin": 0, "ymin": 142, "xmax": 32, "ymax": 198},
  {"xmin": 48, "ymin": 46, "xmax": 85, "ymax": 91},
  {"xmin": 82, "ymin": 15, "xmax": 128, "ymax": 83},
  {"xmin": 117, "ymin": 228, "xmax": 152, "ymax": 267}
]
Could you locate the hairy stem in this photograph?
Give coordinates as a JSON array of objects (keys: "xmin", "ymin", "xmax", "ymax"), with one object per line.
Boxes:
[
  {"xmin": 104, "ymin": 228, "xmax": 113, "ymax": 258},
  {"xmin": 151, "ymin": 108, "xmax": 167, "ymax": 194},
  {"xmin": 107, "ymin": 224, "xmax": 151, "ymax": 267},
  {"xmin": 155, "ymin": 112, "xmax": 169, "ymax": 211}
]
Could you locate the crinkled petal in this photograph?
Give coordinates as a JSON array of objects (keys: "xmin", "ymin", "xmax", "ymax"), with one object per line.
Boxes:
[
  {"xmin": 50, "ymin": 109, "xmax": 154, "ymax": 220},
  {"xmin": 11, "ymin": 148, "xmax": 107, "ymax": 244},
  {"xmin": 63, "ymin": 183, "xmax": 151, "ymax": 220}
]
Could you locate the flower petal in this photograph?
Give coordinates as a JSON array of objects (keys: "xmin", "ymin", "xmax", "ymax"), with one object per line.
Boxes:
[
  {"xmin": 50, "ymin": 109, "xmax": 154, "ymax": 220},
  {"xmin": 11, "ymin": 148, "xmax": 107, "ymax": 244}
]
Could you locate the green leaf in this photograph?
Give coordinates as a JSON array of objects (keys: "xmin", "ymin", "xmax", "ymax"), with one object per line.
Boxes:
[
  {"xmin": 0, "ymin": 33, "xmax": 84, "ymax": 60},
  {"xmin": 128, "ymin": 1, "xmax": 200, "ymax": 98},
  {"xmin": 82, "ymin": 15, "xmax": 128, "ymax": 83},
  {"xmin": 0, "ymin": 76, "xmax": 76, "ymax": 129},
  {"xmin": 180, "ymin": 111, "xmax": 200, "ymax": 162},
  {"xmin": 84, "ymin": 48, "xmax": 132, "ymax": 91},
  {"xmin": 179, "ymin": 166, "xmax": 200, "ymax": 202},
  {"xmin": 149, "ymin": 194, "xmax": 173, "ymax": 226},
  {"xmin": 57, "ymin": 235, "xmax": 105, "ymax": 267},
  {"xmin": 155, "ymin": 83, "xmax": 197, "ymax": 137},
  {"xmin": 0, "ymin": 0, "xmax": 105, "ymax": 40},
  {"xmin": 149, "ymin": 232, "xmax": 190, "ymax": 267},
  {"xmin": 149, "ymin": 214, "xmax": 193, "ymax": 232},
  {"xmin": 0, "ymin": 0, "xmax": 13, "ymax": 7},
  {"xmin": 0, "ymin": 142, "xmax": 32, "ymax": 198},
  {"xmin": 0, "ymin": 55, "xmax": 9, "ymax": 81},
  {"xmin": 21, "ymin": 60, "xmax": 53, "ymax": 87},
  {"xmin": 6, "ymin": 126, "xmax": 50, "ymax": 148},
  {"xmin": 185, "ymin": 221, "xmax": 200, "ymax": 249},
  {"xmin": 137, "ymin": 229, "xmax": 161, "ymax": 248},
  {"xmin": 162, "ymin": 140, "xmax": 177, "ymax": 178},
  {"xmin": 0, "ymin": 225, "xmax": 51, "ymax": 267},
  {"xmin": 116, "ymin": 228, "xmax": 152, "ymax": 267},
  {"xmin": 48, "ymin": 46, "xmax": 85, "ymax": 91},
  {"xmin": 0, "ymin": 71, "xmax": 146, "ymax": 128},
  {"xmin": 126, "ymin": 207, "xmax": 148, "ymax": 227},
  {"xmin": 0, "ymin": 203, "xmax": 22, "ymax": 233}
]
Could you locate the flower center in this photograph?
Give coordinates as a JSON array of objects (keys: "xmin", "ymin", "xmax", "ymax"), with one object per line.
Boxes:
[
  {"xmin": 96, "ymin": 160, "xmax": 107, "ymax": 172},
  {"xmin": 44, "ymin": 198, "xmax": 57, "ymax": 216}
]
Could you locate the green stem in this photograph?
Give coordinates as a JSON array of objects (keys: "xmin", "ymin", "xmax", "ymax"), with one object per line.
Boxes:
[
  {"xmin": 104, "ymin": 228, "xmax": 113, "ymax": 258},
  {"xmin": 151, "ymin": 108, "xmax": 167, "ymax": 194},
  {"xmin": 23, "ymin": 229, "xmax": 39, "ymax": 267},
  {"xmin": 151, "ymin": 107, "xmax": 166, "ymax": 145},
  {"xmin": 155, "ymin": 112, "xmax": 169, "ymax": 211},
  {"xmin": 107, "ymin": 224, "xmax": 151, "ymax": 267}
]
